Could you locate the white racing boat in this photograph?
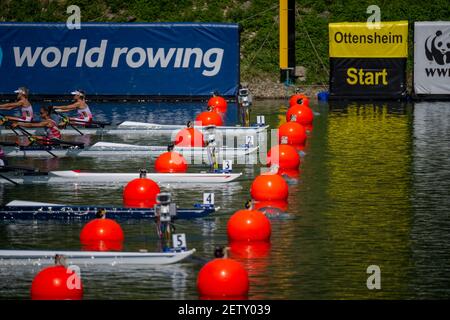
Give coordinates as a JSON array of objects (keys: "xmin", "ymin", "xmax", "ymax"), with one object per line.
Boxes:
[
  {"xmin": 0, "ymin": 121, "xmax": 269, "ymax": 136},
  {"xmin": 1, "ymin": 141, "xmax": 258, "ymax": 158},
  {"xmin": 115, "ymin": 121, "xmax": 269, "ymax": 134},
  {"xmin": 0, "ymin": 248, "xmax": 196, "ymax": 265},
  {"xmin": 0, "ymin": 169, "xmax": 242, "ymax": 185}
]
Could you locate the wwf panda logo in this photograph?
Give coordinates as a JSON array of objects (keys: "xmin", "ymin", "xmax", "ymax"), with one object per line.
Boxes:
[{"xmin": 425, "ymin": 30, "xmax": 450, "ymax": 65}]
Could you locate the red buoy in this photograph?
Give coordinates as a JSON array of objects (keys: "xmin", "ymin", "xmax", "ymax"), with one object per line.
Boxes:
[
  {"xmin": 286, "ymin": 104, "xmax": 314, "ymax": 126},
  {"xmin": 197, "ymin": 258, "xmax": 249, "ymax": 298},
  {"xmin": 80, "ymin": 218, "xmax": 124, "ymax": 242},
  {"xmin": 31, "ymin": 265, "xmax": 83, "ymax": 300},
  {"xmin": 227, "ymin": 209, "xmax": 271, "ymax": 242},
  {"xmin": 123, "ymin": 178, "xmax": 160, "ymax": 208},
  {"xmin": 289, "ymin": 94, "xmax": 310, "ymax": 107},
  {"xmin": 278, "ymin": 121, "xmax": 307, "ymax": 146},
  {"xmin": 207, "ymin": 96, "xmax": 227, "ymax": 113},
  {"xmin": 174, "ymin": 127, "xmax": 205, "ymax": 147},
  {"xmin": 155, "ymin": 151, "xmax": 187, "ymax": 173},
  {"xmin": 250, "ymin": 174, "xmax": 289, "ymax": 201},
  {"xmin": 195, "ymin": 111, "xmax": 223, "ymax": 127},
  {"xmin": 267, "ymin": 144, "xmax": 300, "ymax": 170}
]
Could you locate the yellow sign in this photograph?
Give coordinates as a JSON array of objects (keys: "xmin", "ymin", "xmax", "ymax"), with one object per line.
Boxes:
[{"xmin": 329, "ymin": 21, "xmax": 408, "ymax": 58}]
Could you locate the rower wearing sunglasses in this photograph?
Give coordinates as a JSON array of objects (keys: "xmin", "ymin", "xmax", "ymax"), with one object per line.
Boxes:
[
  {"xmin": 10, "ymin": 106, "xmax": 61, "ymax": 143},
  {"xmin": 53, "ymin": 90, "xmax": 93, "ymax": 127}
]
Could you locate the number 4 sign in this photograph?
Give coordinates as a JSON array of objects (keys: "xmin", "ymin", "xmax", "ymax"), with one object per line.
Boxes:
[{"xmin": 203, "ymin": 193, "xmax": 215, "ymax": 205}]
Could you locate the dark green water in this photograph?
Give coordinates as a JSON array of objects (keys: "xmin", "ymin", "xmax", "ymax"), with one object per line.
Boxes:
[{"xmin": 0, "ymin": 100, "xmax": 449, "ymax": 299}]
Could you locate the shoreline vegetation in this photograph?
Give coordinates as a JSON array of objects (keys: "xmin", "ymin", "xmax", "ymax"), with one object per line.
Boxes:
[{"xmin": 1, "ymin": 0, "xmax": 449, "ymax": 99}]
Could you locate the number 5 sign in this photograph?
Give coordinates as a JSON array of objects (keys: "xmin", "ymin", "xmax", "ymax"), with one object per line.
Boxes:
[{"xmin": 172, "ymin": 233, "xmax": 187, "ymax": 249}]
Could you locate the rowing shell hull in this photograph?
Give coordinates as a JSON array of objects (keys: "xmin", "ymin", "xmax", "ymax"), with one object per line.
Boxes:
[
  {"xmin": 0, "ymin": 171, "xmax": 242, "ymax": 184},
  {"xmin": 3, "ymin": 142, "xmax": 258, "ymax": 159},
  {"xmin": 0, "ymin": 123, "xmax": 269, "ymax": 136},
  {"xmin": 0, "ymin": 249, "xmax": 195, "ymax": 265},
  {"xmin": 0, "ymin": 204, "xmax": 215, "ymax": 220}
]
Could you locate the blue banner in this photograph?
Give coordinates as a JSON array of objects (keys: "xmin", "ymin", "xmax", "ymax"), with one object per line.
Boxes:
[{"xmin": 0, "ymin": 22, "xmax": 240, "ymax": 97}]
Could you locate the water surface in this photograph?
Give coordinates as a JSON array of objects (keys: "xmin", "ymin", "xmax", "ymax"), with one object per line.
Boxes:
[{"xmin": 0, "ymin": 99, "xmax": 449, "ymax": 299}]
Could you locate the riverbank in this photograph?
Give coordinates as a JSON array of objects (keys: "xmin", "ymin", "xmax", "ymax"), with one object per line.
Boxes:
[{"xmin": 245, "ymin": 75, "xmax": 328, "ymax": 100}]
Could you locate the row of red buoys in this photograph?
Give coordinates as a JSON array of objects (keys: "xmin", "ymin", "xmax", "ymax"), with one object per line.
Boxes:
[
  {"xmin": 195, "ymin": 94, "xmax": 250, "ymax": 298},
  {"xmin": 196, "ymin": 93, "xmax": 316, "ymax": 299},
  {"xmin": 197, "ymin": 93, "xmax": 316, "ymax": 298}
]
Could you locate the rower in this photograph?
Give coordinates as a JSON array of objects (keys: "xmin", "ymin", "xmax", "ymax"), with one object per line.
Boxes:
[
  {"xmin": 10, "ymin": 106, "xmax": 61, "ymax": 144},
  {"xmin": 53, "ymin": 90, "xmax": 92, "ymax": 127},
  {"xmin": 0, "ymin": 87, "xmax": 34, "ymax": 124},
  {"xmin": 204, "ymin": 125, "xmax": 219, "ymax": 171}
]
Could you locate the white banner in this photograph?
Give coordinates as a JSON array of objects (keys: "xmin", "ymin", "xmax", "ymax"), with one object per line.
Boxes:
[{"xmin": 414, "ymin": 22, "xmax": 450, "ymax": 95}]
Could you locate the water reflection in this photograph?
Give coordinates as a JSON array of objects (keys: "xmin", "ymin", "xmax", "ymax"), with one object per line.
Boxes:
[
  {"xmin": 410, "ymin": 102, "xmax": 450, "ymax": 298},
  {"xmin": 323, "ymin": 102, "xmax": 414, "ymax": 298}
]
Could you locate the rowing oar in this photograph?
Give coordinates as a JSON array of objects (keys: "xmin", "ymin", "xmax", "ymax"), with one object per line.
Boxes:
[
  {"xmin": 0, "ymin": 164, "xmax": 37, "ymax": 173},
  {"xmin": 0, "ymin": 114, "xmax": 19, "ymax": 136},
  {"xmin": 0, "ymin": 163, "xmax": 19, "ymax": 185},
  {"xmin": 52, "ymin": 109, "xmax": 84, "ymax": 136},
  {"xmin": 0, "ymin": 141, "xmax": 18, "ymax": 147},
  {"xmin": 13, "ymin": 126, "xmax": 58, "ymax": 158},
  {"xmin": 0, "ymin": 173, "xmax": 19, "ymax": 185},
  {"xmin": 15, "ymin": 125, "xmax": 84, "ymax": 147},
  {"xmin": 0, "ymin": 164, "xmax": 39, "ymax": 185}
]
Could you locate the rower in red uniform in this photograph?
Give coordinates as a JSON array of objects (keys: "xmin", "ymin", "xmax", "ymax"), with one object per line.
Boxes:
[
  {"xmin": 0, "ymin": 87, "xmax": 34, "ymax": 123},
  {"xmin": 11, "ymin": 106, "xmax": 61, "ymax": 144},
  {"xmin": 53, "ymin": 90, "xmax": 93, "ymax": 126}
]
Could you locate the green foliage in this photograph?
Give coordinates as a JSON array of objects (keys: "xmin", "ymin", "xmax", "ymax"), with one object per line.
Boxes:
[{"xmin": 1, "ymin": 0, "xmax": 449, "ymax": 84}]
